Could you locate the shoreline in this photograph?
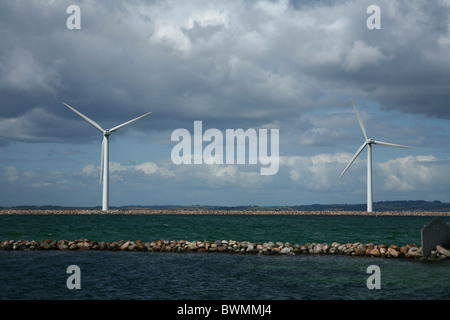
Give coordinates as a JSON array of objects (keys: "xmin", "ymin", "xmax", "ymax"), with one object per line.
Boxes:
[{"xmin": 1, "ymin": 209, "xmax": 450, "ymax": 216}]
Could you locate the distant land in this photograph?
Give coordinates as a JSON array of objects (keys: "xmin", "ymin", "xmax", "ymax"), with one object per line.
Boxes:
[{"xmin": 2, "ymin": 200, "xmax": 450, "ymax": 212}]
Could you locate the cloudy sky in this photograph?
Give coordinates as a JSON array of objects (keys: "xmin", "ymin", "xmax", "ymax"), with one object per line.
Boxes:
[{"xmin": 1, "ymin": 0, "xmax": 450, "ymax": 208}]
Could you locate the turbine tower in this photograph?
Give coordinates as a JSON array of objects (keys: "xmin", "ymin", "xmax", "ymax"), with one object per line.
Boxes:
[
  {"xmin": 63, "ymin": 102, "xmax": 152, "ymax": 212},
  {"xmin": 339, "ymin": 99, "xmax": 412, "ymax": 213}
]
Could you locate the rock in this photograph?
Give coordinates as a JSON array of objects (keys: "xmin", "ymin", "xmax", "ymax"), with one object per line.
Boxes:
[
  {"xmin": 120, "ymin": 241, "xmax": 130, "ymax": 251},
  {"xmin": 82, "ymin": 242, "xmax": 91, "ymax": 250},
  {"xmin": 128, "ymin": 242, "xmax": 136, "ymax": 251},
  {"xmin": 387, "ymin": 247, "xmax": 399, "ymax": 258},
  {"xmin": 40, "ymin": 241, "xmax": 51, "ymax": 250},
  {"xmin": 187, "ymin": 242, "xmax": 198, "ymax": 251},
  {"xmin": 354, "ymin": 245, "xmax": 366, "ymax": 256},
  {"xmin": 436, "ymin": 245, "xmax": 450, "ymax": 257},
  {"xmin": 313, "ymin": 244, "xmax": 323, "ymax": 254},
  {"xmin": 369, "ymin": 248, "xmax": 381, "ymax": 257},
  {"xmin": 331, "ymin": 242, "xmax": 340, "ymax": 248},
  {"xmin": 344, "ymin": 247, "xmax": 354, "ymax": 255},
  {"xmin": 271, "ymin": 247, "xmax": 281, "ymax": 254},
  {"xmin": 406, "ymin": 247, "xmax": 421, "ymax": 259},
  {"xmin": 389, "ymin": 244, "xmax": 399, "ymax": 251},
  {"xmin": 399, "ymin": 246, "xmax": 408, "ymax": 254},
  {"xmin": 280, "ymin": 247, "xmax": 291, "ymax": 254},
  {"xmin": 337, "ymin": 244, "xmax": 347, "ymax": 254}
]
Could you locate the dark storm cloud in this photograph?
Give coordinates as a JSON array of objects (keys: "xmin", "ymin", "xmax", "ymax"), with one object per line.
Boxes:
[{"xmin": 1, "ymin": 0, "xmax": 450, "ymax": 145}]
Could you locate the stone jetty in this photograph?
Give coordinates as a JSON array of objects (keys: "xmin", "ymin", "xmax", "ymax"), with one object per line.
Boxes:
[
  {"xmin": 1, "ymin": 239, "xmax": 449, "ymax": 261},
  {"xmin": 1, "ymin": 209, "xmax": 450, "ymax": 216}
]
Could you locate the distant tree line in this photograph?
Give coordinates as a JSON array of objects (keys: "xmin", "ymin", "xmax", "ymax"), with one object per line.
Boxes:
[{"xmin": 1, "ymin": 200, "xmax": 449, "ymax": 212}]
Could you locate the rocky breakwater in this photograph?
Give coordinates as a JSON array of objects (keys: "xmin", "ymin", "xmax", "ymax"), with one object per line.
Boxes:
[{"xmin": 1, "ymin": 239, "xmax": 450, "ymax": 261}]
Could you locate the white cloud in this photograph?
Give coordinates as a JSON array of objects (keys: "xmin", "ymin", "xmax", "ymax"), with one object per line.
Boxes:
[
  {"xmin": 135, "ymin": 161, "xmax": 175, "ymax": 177},
  {"xmin": 0, "ymin": 49, "xmax": 61, "ymax": 94},
  {"xmin": 379, "ymin": 155, "xmax": 450, "ymax": 191},
  {"xmin": 4, "ymin": 166, "xmax": 18, "ymax": 182},
  {"xmin": 31, "ymin": 182, "xmax": 53, "ymax": 188},
  {"xmin": 281, "ymin": 153, "xmax": 353, "ymax": 190},
  {"xmin": 343, "ymin": 40, "xmax": 391, "ymax": 72},
  {"xmin": 81, "ymin": 164, "xmax": 98, "ymax": 178}
]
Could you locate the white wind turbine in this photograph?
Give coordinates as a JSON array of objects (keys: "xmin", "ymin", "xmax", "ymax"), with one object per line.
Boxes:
[
  {"xmin": 339, "ymin": 99, "xmax": 412, "ymax": 212},
  {"xmin": 63, "ymin": 102, "xmax": 152, "ymax": 212}
]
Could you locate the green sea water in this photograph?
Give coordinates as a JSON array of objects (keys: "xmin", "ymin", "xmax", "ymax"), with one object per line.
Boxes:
[{"xmin": 1, "ymin": 214, "xmax": 447, "ymax": 244}]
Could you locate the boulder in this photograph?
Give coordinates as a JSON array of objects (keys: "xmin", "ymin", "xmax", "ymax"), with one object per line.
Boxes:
[
  {"xmin": 313, "ymin": 244, "xmax": 323, "ymax": 254},
  {"xmin": 389, "ymin": 244, "xmax": 399, "ymax": 251},
  {"xmin": 280, "ymin": 247, "xmax": 291, "ymax": 254},
  {"xmin": 271, "ymin": 247, "xmax": 281, "ymax": 254},
  {"xmin": 354, "ymin": 245, "xmax": 366, "ymax": 256},
  {"xmin": 436, "ymin": 245, "xmax": 450, "ymax": 257},
  {"xmin": 387, "ymin": 247, "xmax": 399, "ymax": 258},
  {"xmin": 369, "ymin": 248, "xmax": 381, "ymax": 257},
  {"xmin": 120, "ymin": 241, "xmax": 130, "ymax": 251}
]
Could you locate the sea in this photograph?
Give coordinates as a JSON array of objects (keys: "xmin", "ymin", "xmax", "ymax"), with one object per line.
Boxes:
[{"xmin": 0, "ymin": 213, "xmax": 449, "ymax": 303}]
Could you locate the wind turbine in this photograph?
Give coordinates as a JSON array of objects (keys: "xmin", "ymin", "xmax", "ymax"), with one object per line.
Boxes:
[
  {"xmin": 63, "ymin": 102, "xmax": 152, "ymax": 212},
  {"xmin": 339, "ymin": 99, "xmax": 412, "ymax": 213}
]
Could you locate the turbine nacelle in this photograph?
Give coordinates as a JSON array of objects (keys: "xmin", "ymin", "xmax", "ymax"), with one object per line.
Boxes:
[{"xmin": 366, "ymin": 138, "xmax": 374, "ymax": 144}]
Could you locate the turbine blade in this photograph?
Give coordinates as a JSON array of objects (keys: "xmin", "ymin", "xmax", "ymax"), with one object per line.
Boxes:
[
  {"xmin": 350, "ymin": 98, "xmax": 368, "ymax": 140},
  {"xmin": 100, "ymin": 138, "xmax": 104, "ymax": 183},
  {"xmin": 62, "ymin": 102, "xmax": 104, "ymax": 133},
  {"xmin": 339, "ymin": 142, "xmax": 367, "ymax": 179},
  {"xmin": 109, "ymin": 112, "xmax": 152, "ymax": 133},
  {"xmin": 373, "ymin": 140, "xmax": 413, "ymax": 149}
]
